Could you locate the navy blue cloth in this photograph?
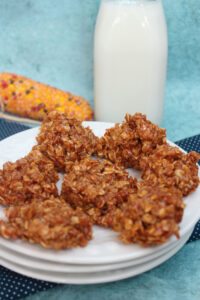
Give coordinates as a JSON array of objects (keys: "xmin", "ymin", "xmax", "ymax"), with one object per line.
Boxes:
[
  {"xmin": 0, "ymin": 266, "xmax": 57, "ymax": 300},
  {"xmin": 0, "ymin": 118, "xmax": 199, "ymax": 300},
  {"xmin": 176, "ymin": 134, "xmax": 200, "ymax": 162},
  {"xmin": 176, "ymin": 134, "xmax": 200, "ymax": 243},
  {"xmin": 0, "ymin": 119, "xmax": 28, "ymax": 140}
]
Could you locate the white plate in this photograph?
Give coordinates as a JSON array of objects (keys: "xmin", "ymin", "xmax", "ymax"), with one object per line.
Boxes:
[
  {"xmin": 0, "ymin": 228, "xmax": 191, "ymax": 284},
  {"xmin": 0, "ymin": 226, "xmax": 193, "ymax": 273},
  {"xmin": 0, "ymin": 123, "xmax": 199, "ymax": 265}
]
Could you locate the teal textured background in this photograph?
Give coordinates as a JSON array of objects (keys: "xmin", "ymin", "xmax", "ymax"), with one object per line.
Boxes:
[
  {"xmin": 0, "ymin": 1, "xmax": 199, "ymax": 300},
  {"xmin": 0, "ymin": 0, "xmax": 199, "ymax": 141},
  {"xmin": 21, "ymin": 241, "xmax": 200, "ymax": 300}
]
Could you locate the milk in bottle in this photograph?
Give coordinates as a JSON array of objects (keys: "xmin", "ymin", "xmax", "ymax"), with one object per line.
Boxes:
[{"xmin": 94, "ymin": 0, "xmax": 168, "ymax": 125}]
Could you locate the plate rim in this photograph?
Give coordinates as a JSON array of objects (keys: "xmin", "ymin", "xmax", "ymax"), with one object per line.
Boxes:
[
  {"xmin": 0, "ymin": 228, "xmax": 191, "ymax": 284},
  {"xmin": 0, "ymin": 122, "xmax": 199, "ymax": 265},
  {"xmin": 0, "ymin": 226, "xmax": 193, "ymax": 273}
]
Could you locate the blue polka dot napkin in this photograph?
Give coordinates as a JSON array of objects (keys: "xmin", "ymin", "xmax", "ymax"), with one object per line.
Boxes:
[
  {"xmin": 0, "ymin": 118, "xmax": 199, "ymax": 300},
  {"xmin": 0, "ymin": 266, "xmax": 57, "ymax": 300},
  {"xmin": 176, "ymin": 135, "xmax": 200, "ymax": 243}
]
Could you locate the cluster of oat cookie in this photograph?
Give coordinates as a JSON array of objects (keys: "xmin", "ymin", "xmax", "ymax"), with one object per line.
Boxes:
[{"xmin": 0, "ymin": 112, "xmax": 199, "ymax": 249}]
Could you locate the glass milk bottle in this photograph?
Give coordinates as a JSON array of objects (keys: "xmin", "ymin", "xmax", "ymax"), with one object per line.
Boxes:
[{"xmin": 94, "ymin": 0, "xmax": 168, "ymax": 125}]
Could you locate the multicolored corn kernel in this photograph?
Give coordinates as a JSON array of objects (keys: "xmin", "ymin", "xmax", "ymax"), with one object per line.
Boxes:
[{"xmin": 0, "ymin": 72, "xmax": 93, "ymax": 121}]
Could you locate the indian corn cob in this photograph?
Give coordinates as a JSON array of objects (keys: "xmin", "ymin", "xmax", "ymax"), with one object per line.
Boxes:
[{"xmin": 0, "ymin": 72, "xmax": 93, "ymax": 121}]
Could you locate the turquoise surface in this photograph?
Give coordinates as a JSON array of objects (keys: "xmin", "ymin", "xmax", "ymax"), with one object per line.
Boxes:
[
  {"xmin": 21, "ymin": 241, "xmax": 200, "ymax": 300},
  {"xmin": 0, "ymin": 0, "xmax": 199, "ymax": 141},
  {"xmin": 0, "ymin": 0, "xmax": 199, "ymax": 299}
]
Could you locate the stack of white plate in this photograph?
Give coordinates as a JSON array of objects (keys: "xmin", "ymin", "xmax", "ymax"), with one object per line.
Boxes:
[
  {"xmin": 0, "ymin": 122, "xmax": 199, "ymax": 284},
  {"xmin": 0, "ymin": 224, "xmax": 196, "ymax": 284}
]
